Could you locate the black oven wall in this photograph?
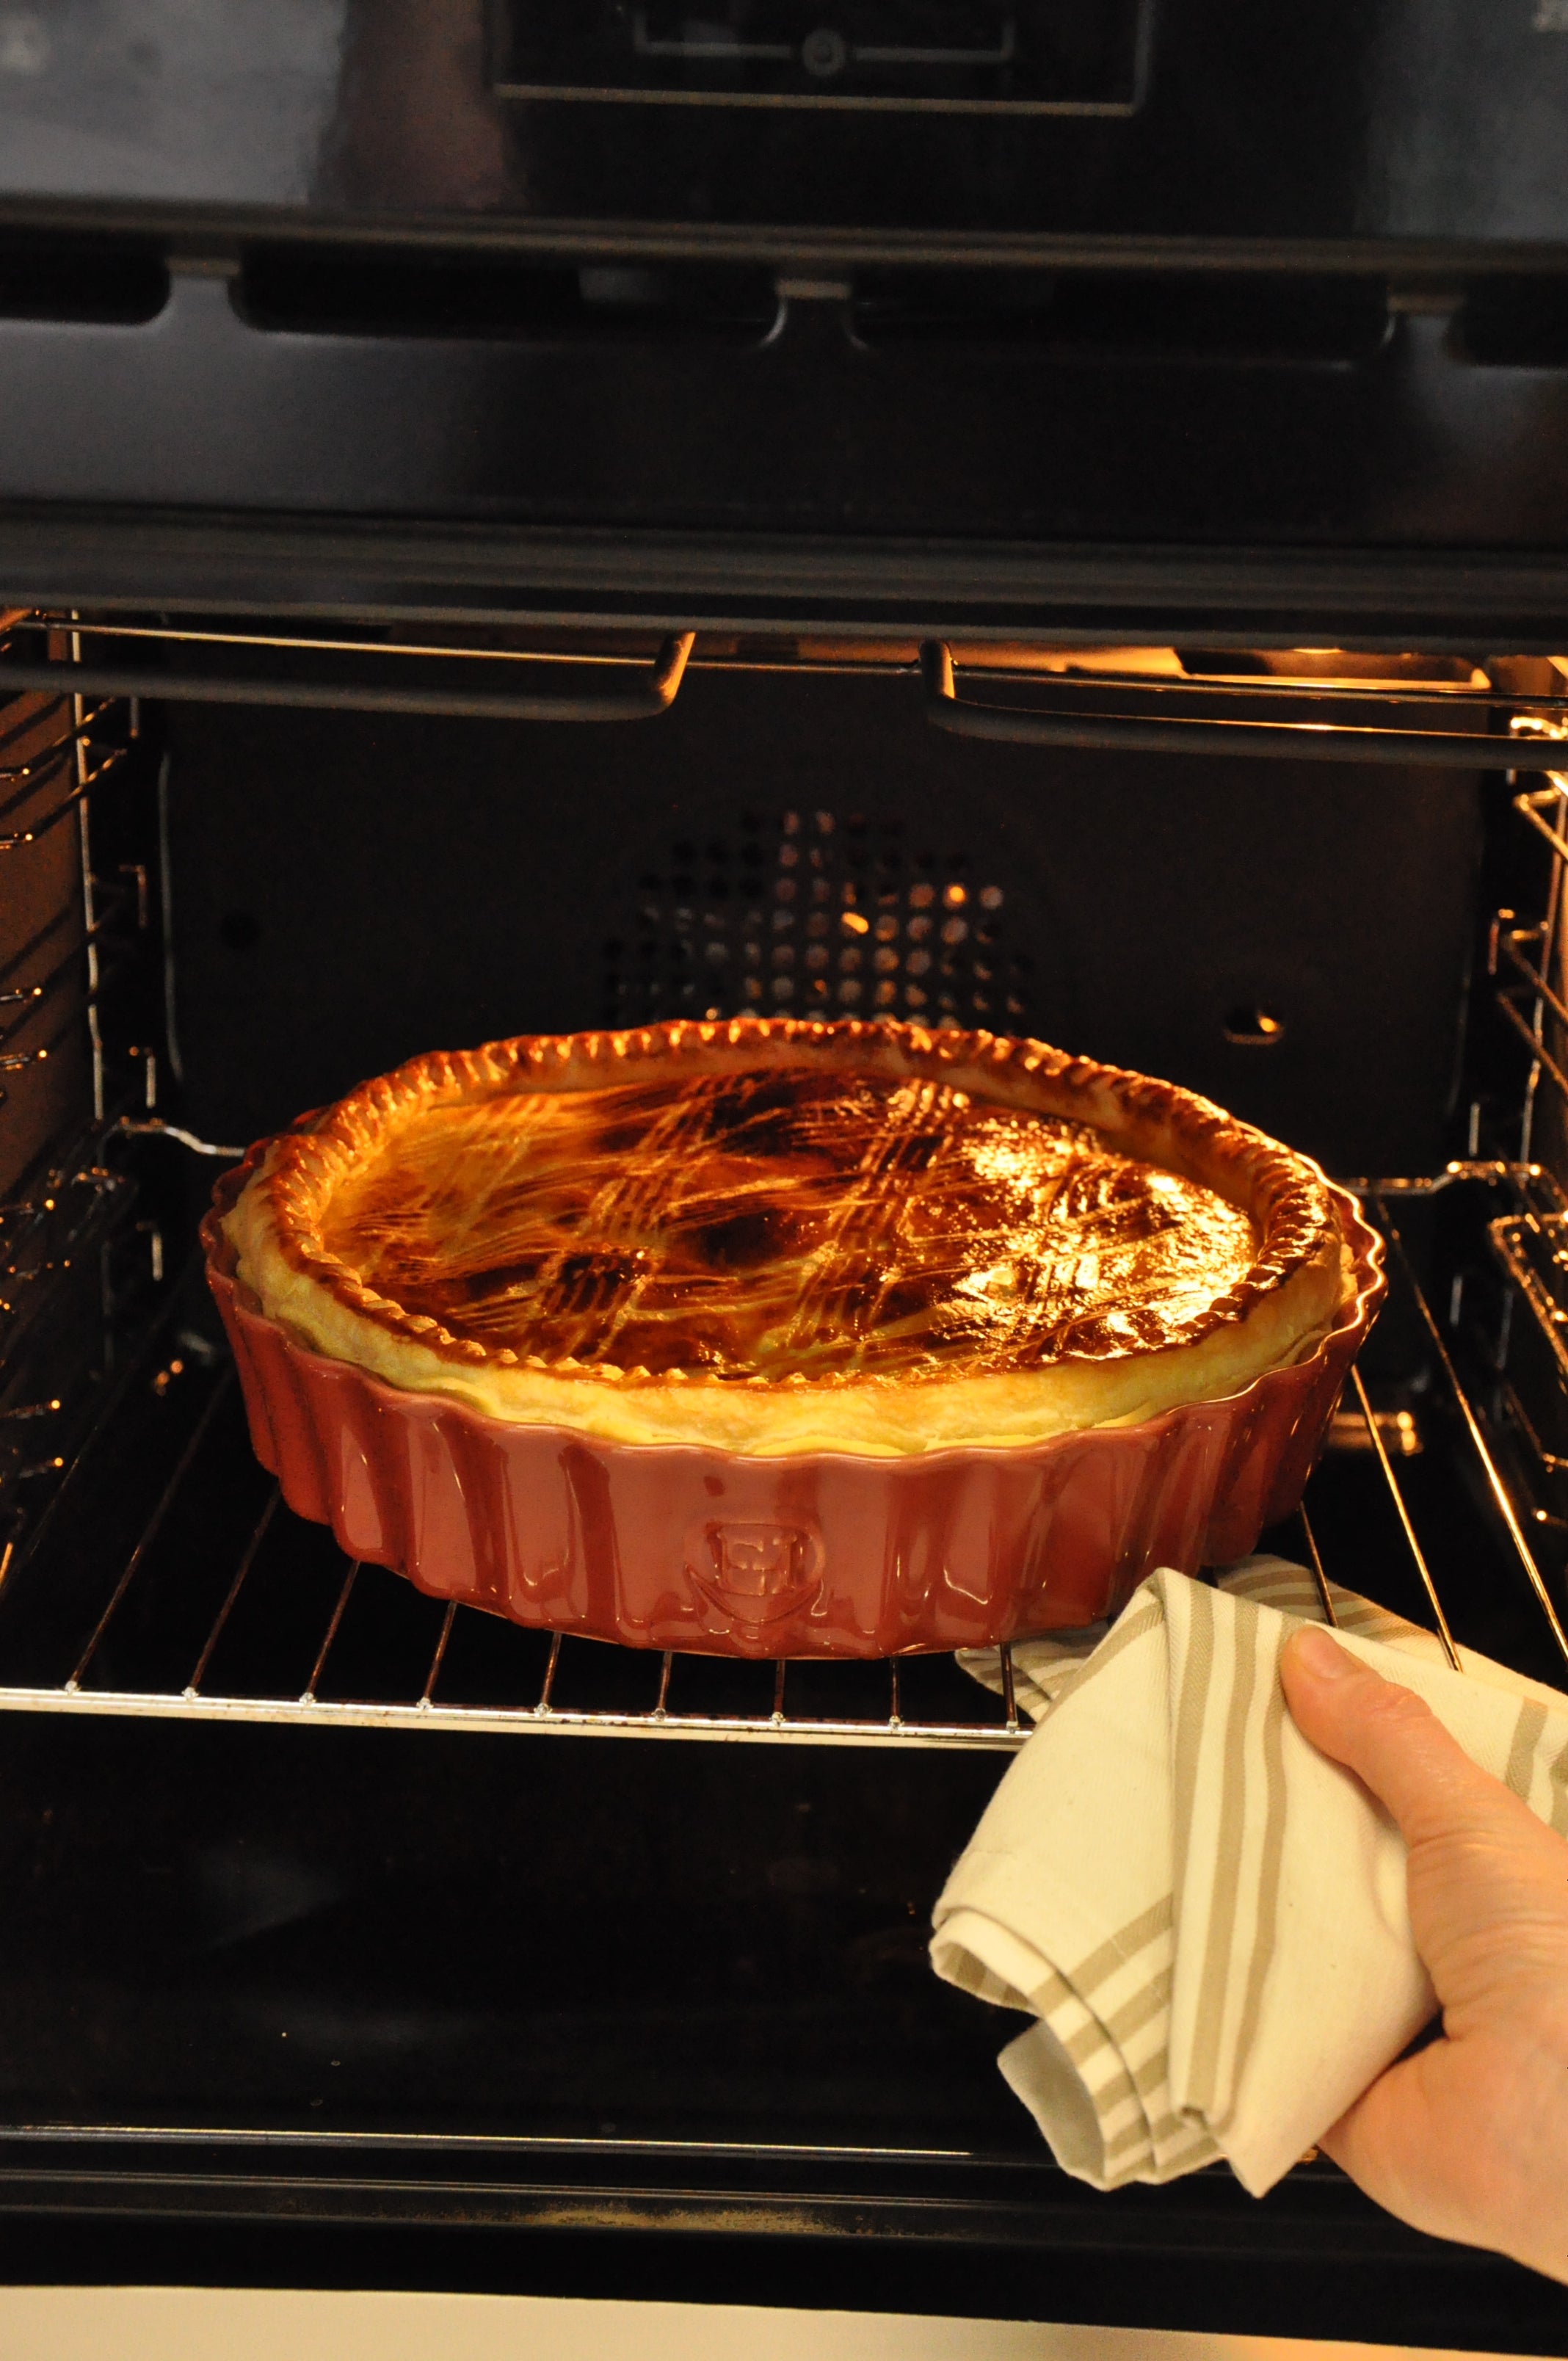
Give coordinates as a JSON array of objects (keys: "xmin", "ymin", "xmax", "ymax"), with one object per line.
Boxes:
[{"xmin": 163, "ymin": 669, "xmax": 1483, "ymax": 1184}]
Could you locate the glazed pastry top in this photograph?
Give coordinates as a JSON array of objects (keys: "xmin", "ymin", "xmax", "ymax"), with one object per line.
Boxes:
[
  {"xmin": 218, "ymin": 1020, "xmax": 1357, "ymax": 1454},
  {"xmin": 315, "ymin": 1067, "xmax": 1260, "ymax": 1383}
]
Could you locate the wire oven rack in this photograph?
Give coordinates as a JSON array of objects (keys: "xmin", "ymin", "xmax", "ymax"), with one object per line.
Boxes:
[
  {"xmin": 0, "ymin": 1162, "xmax": 1566, "ymax": 1749},
  {"xmin": 6, "ymin": 634, "xmax": 1568, "ymax": 1749},
  {"xmin": 10, "ymin": 610, "xmax": 1568, "ymax": 766}
]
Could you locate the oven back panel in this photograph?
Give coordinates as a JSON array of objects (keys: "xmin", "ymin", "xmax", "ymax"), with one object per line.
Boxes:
[{"xmin": 166, "ymin": 670, "xmax": 1482, "ymax": 1182}]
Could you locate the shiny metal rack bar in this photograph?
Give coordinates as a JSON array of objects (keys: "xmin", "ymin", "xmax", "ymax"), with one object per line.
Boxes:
[
  {"xmin": 1378, "ymin": 1192, "xmax": 1568, "ymax": 1672},
  {"xmin": 923, "ymin": 642, "xmax": 1568, "ymax": 766},
  {"xmin": 18, "ymin": 624, "xmax": 1555, "ymax": 707},
  {"xmin": 0, "ymin": 619, "xmax": 697, "ymax": 725},
  {"xmin": 0, "ymin": 739, "xmax": 126, "ymax": 854},
  {"xmin": 21, "ymin": 1476, "xmax": 1033, "ymax": 1754},
  {"xmin": 10, "ymin": 615, "xmax": 1568, "ymax": 749}
]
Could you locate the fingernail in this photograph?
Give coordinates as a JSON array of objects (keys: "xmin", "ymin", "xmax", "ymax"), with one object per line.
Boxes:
[{"xmin": 1290, "ymin": 1624, "xmax": 1354, "ymax": 1680}]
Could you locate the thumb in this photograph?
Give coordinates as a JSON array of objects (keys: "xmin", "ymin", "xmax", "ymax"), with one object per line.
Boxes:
[{"xmin": 1280, "ymin": 1622, "xmax": 1508, "ymax": 1852}]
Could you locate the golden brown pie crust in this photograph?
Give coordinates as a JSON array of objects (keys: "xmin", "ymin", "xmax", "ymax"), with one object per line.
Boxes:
[{"xmin": 224, "ymin": 1018, "xmax": 1350, "ymax": 1458}]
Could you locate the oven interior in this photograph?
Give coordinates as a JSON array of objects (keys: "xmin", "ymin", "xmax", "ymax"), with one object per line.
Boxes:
[{"xmin": 3, "ymin": 617, "xmax": 1568, "ymax": 2338}]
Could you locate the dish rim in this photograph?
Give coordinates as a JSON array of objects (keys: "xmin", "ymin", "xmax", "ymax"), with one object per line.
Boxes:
[{"xmin": 203, "ymin": 1158, "xmax": 1385, "ymax": 1471}]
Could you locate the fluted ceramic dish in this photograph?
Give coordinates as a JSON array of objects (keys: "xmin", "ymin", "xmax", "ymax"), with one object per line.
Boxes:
[{"xmin": 203, "ymin": 1162, "xmax": 1384, "ymax": 1659}]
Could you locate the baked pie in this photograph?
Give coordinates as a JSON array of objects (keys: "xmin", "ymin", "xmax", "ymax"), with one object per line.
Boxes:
[
  {"xmin": 208, "ymin": 1020, "xmax": 1379, "ymax": 1654},
  {"xmin": 223, "ymin": 1018, "xmax": 1351, "ymax": 1454}
]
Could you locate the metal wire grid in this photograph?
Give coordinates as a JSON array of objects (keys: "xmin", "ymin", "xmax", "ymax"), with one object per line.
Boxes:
[
  {"xmin": 0, "ymin": 1161, "xmax": 1563, "ymax": 1747},
  {"xmin": 0, "ymin": 1350, "xmax": 1027, "ymax": 1750},
  {"xmin": 1360, "ymin": 1169, "xmax": 1568, "ymax": 1674}
]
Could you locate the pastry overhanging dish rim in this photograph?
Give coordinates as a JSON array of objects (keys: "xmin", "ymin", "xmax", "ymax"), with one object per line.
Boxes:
[
  {"xmin": 206, "ymin": 1168, "xmax": 1384, "ymax": 1471},
  {"xmin": 218, "ymin": 1017, "xmax": 1357, "ymax": 1461}
]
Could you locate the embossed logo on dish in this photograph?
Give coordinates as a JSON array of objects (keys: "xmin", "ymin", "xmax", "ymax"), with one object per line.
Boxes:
[{"xmin": 689, "ymin": 1520, "xmax": 822, "ymax": 1625}]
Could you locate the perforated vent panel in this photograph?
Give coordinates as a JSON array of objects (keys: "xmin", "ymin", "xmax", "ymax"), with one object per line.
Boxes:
[{"xmin": 601, "ymin": 808, "xmax": 1031, "ymax": 1031}]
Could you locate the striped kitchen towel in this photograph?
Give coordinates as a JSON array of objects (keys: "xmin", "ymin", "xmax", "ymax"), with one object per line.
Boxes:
[{"xmin": 930, "ymin": 1557, "xmax": 1568, "ymax": 2198}]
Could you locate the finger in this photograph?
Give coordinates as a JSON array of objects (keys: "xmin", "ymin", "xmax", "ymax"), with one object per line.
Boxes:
[{"xmin": 1280, "ymin": 1624, "xmax": 1514, "ymax": 1852}]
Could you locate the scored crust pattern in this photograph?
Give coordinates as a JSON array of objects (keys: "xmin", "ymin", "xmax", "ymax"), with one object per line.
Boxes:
[
  {"xmin": 222, "ymin": 1020, "xmax": 1350, "ymax": 1458},
  {"xmin": 299, "ymin": 1071, "xmax": 1260, "ymax": 1382}
]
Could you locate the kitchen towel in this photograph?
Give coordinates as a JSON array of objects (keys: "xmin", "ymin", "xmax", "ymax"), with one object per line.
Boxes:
[{"xmin": 930, "ymin": 1556, "xmax": 1568, "ymax": 2197}]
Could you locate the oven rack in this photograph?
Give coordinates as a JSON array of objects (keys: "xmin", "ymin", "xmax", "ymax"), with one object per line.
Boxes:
[
  {"xmin": 2, "ymin": 658, "xmax": 1567, "ymax": 1744},
  {"xmin": 0, "ymin": 1346, "xmax": 1028, "ymax": 1753},
  {"xmin": 10, "ymin": 614, "xmax": 1568, "ymax": 766},
  {"xmin": 1, "ymin": 1171, "xmax": 1565, "ymax": 1747}
]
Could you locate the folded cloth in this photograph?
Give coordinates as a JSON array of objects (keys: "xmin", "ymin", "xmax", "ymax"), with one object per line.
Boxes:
[{"xmin": 931, "ymin": 1556, "xmax": 1568, "ymax": 2198}]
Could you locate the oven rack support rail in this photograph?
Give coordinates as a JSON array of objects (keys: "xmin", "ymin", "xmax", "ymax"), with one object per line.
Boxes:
[
  {"xmin": 11, "ymin": 615, "xmax": 1568, "ymax": 763},
  {"xmin": 0, "ymin": 672, "xmax": 167, "ymax": 1533},
  {"xmin": 0, "ymin": 1169, "xmax": 1565, "ymax": 1747}
]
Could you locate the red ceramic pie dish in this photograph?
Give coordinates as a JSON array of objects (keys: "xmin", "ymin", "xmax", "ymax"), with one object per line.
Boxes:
[{"xmin": 203, "ymin": 1160, "xmax": 1384, "ymax": 1660}]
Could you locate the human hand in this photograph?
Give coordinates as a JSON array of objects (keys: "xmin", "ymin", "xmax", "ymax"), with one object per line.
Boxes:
[{"xmin": 1281, "ymin": 1622, "xmax": 1568, "ymax": 2283}]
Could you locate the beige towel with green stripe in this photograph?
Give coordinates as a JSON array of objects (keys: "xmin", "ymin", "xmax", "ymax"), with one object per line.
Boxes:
[{"xmin": 930, "ymin": 1556, "xmax": 1568, "ymax": 2199}]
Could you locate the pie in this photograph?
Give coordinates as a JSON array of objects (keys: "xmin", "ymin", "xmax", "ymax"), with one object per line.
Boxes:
[{"xmin": 222, "ymin": 1020, "xmax": 1351, "ymax": 1459}]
